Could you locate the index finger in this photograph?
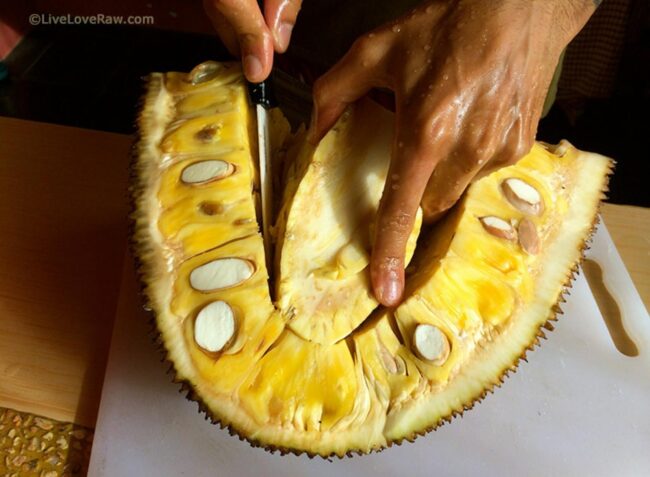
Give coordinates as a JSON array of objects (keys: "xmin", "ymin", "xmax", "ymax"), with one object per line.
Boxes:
[
  {"xmin": 203, "ymin": 0, "xmax": 274, "ymax": 82},
  {"xmin": 371, "ymin": 113, "xmax": 451, "ymax": 306}
]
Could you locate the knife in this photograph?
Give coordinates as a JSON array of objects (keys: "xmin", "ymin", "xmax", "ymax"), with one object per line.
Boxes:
[{"xmin": 247, "ymin": 76, "xmax": 275, "ymax": 268}]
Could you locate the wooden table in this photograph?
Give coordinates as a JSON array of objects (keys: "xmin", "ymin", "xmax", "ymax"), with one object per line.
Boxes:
[
  {"xmin": 0, "ymin": 117, "xmax": 132, "ymax": 428},
  {"xmin": 0, "ymin": 117, "xmax": 648, "ymax": 429}
]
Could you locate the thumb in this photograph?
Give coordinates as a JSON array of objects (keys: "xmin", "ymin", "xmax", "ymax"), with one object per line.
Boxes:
[
  {"xmin": 309, "ymin": 35, "xmax": 387, "ymax": 145},
  {"xmin": 265, "ymin": 0, "xmax": 303, "ymax": 53}
]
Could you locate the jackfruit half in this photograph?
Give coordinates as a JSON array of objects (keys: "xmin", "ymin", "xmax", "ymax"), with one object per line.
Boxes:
[{"xmin": 132, "ymin": 61, "xmax": 612, "ymax": 457}]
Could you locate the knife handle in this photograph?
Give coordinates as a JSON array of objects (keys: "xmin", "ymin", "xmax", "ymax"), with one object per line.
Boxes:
[{"xmin": 247, "ymin": 81, "xmax": 276, "ymax": 109}]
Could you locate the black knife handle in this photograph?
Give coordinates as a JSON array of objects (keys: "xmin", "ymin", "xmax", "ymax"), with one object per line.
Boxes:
[{"xmin": 247, "ymin": 80, "xmax": 276, "ymax": 109}]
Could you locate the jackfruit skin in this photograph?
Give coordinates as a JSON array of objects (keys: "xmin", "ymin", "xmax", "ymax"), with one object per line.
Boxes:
[{"xmin": 131, "ymin": 61, "xmax": 613, "ymax": 458}]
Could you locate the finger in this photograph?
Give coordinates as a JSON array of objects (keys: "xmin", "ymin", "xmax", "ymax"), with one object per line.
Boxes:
[
  {"xmin": 265, "ymin": 0, "xmax": 302, "ymax": 53},
  {"xmin": 420, "ymin": 145, "xmax": 495, "ymax": 223},
  {"xmin": 371, "ymin": 112, "xmax": 450, "ymax": 306},
  {"xmin": 474, "ymin": 117, "xmax": 532, "ymax": 180},
  {"xmin": 203, "ymin": 0, "xmax": 274, "ymax": 82},
  {"xmin": 308, "ymin": 35, "xmax": 389, "ymax": 144},
  {"xmin": 421, "ymin": 126, "xmax": 499, "ymax": 221},
  {"xmin": 203, "ymin": 1, "xmax": 240, "ymax": 55}
]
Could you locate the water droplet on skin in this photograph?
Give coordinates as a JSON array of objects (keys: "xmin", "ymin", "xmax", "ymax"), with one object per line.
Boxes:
[
  {"xmin": 392, "ymin": 174, "xmax": 400, "ymax": 180},
  {"xmin": 392, "ymin": 184, "xmax": 400, "ymax": 190},
  {"xmin": 398, "ymin": 141, "xmax": 404, "ymax": 148},
  {"xmin": 392, "ymin": 25, "xmax": 402, "ymax": 33},
  {"xmin": 426, "ymin": 5, "xmax": 434, "ymax": 14},
  {"xmin": 368, "ymin": 32, "xmax": 375, "ymax": 38},
  {"xmin": 424, "ymin": 44, "xmax": 431, "ymax": 51},
  {"xmin": 442, "ymin": 74, "xmax": 449, "ymax": 81},
  {"xmin": 362, "ymin": 60, "xmax": 369, "ymax": 68},
  {"xmin": 478, "ymin": 158, "xmax": 485, "ymax": 164}
]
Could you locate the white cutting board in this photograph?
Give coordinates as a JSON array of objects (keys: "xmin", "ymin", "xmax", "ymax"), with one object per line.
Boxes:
[{"xmin": 88, "ymin": 222, "xmax": 650, "ymax": 476}]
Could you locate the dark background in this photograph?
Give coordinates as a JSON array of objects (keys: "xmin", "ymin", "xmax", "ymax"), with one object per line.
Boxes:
[{"xmin": 0, "ymin": 1, "xmax": 648, "ymax": 206}]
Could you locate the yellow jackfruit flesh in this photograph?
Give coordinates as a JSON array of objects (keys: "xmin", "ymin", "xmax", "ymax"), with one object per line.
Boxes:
[{"xmin": 132, "ymin": 61, "xmax": 612, "ymax": 457}]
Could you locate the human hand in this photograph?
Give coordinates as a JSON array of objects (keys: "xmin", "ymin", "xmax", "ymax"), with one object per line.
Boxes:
[
  {"xmin": 309, "ymin": 0, "xmax": 596, "ymax": 306},
  {"xmin": 203, "ymin": 0, "xmax": 302, "ymax": 82}
]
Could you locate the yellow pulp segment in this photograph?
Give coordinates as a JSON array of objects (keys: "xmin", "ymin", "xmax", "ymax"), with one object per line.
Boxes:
[{"xmin": 239, "ymin": 331, "xmax": 358, "ymax": 431}]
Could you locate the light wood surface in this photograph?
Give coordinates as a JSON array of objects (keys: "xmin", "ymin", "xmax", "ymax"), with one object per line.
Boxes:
[
  {"xmin": 0, "ymin": 117, "xmax": 132, "ymax": 427},
  {"xmin": 0, "ymin": 117, "xmax": 647, "ymax": 428},
  {"xmin": 600, "ymin": 203, "xmax": 650, "ymax": 310}
]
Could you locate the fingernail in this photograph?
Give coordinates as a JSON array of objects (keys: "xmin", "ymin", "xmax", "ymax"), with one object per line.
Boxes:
[
  {"xmin": 243, "ymin": 54, "xmax": 263, "ymax": 81},
  {"xmin": 276, "ymin": 22, "xmax": 293, "ymax": 52},
  {"xmin": 378, "ymin": 278, "xmax": 401, "ymax": 306}
]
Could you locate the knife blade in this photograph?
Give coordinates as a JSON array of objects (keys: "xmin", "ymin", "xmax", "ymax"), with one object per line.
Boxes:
[{"xmin": 247, "ymin": 79, "xmax": 275, "ymax": 268}]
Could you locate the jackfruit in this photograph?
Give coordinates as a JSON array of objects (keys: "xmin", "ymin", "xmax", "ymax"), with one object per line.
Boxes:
[{"xmin": 132, "ymin": 61, "xmax": 612, "ymax": 457}]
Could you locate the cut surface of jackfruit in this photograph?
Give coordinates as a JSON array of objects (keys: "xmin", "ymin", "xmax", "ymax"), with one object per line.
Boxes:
[
  {"xmin": 132, "ymin": 61, "xmax": 612, "ymax": 457},
  {"xmin": 275, "ymin": 100, "xmax": 422, "ymax": 345}
]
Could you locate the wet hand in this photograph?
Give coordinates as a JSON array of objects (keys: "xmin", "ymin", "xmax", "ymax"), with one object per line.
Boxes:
[{"xmin": 309, "ymin": 0, "xmax": 596, "ymax": 306}]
